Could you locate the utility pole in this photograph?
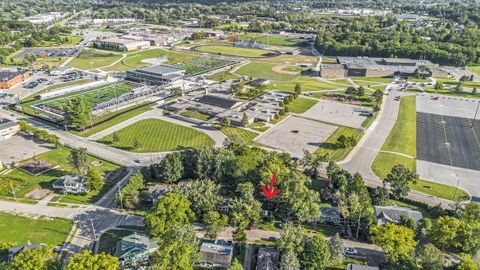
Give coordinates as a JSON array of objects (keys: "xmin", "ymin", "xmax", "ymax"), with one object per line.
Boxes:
[
  {"xmin": 471, "ymin": 100, "xmax": 480, "ymax": 129},
  {"xmin": 89, "ymin": 219, "xmax": 96, "ymax": 241},
  {"xmin": 117, "ymin": 184, "xmax": 123, "ymax": 210}
]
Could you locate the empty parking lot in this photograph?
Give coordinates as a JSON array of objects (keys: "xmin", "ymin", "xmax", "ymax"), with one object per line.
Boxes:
[
  {"xmin": 256, "ymin": 116, "xmax": 336, "ymax": 157},
  {"xmin": 301, "ymin": 99, "xmax": 369, "ymax": 128}
]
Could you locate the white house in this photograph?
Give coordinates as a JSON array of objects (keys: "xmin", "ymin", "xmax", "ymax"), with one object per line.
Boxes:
[{"xmin": 52, "ymin": 175, "xmax": 88, "ymax": 194}]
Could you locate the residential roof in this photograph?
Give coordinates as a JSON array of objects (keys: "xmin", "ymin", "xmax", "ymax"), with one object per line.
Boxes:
[
  {"xmin": 0, "ymin": 118, "xmax": 17, "ymax": 130},
  {"xmin": 321, "ymin": 206, "xmax": 340, "ymax": 219},
  {"xmin": 374, "ymin": 205, "xmax": 423, "ymax": 225},
  {"xmin": 53, "ymin": 175, "xmax": 85, "ymax": 187},
  {"xmin": 197, "ymin": 94, "xmax": 241, "ymax": 109},
  {"xmin": 200, "ymin": 241, "xmax": 233, "ymax": 266},
  {"xmin": 0, "ymin": 71, "xmax": 24, "ymax": 82},
  {"xmin": 115, "ymin": 233, "xmax": 158, "ymax": 262},
  {"xmin": 256, "ymin": 247, "xmax": 280, "ymax": 270}
]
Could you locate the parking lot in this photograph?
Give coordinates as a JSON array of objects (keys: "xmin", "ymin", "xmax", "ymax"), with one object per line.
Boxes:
[
  {"xmin": 0, "ymin": 135, "xmax": 53, "ymax": 164},
  {"xmin": 256, "ymin": 116, "xmax": 337, "ymax": 157},
  {"xmin": 12, "ymin": 47, "xmax": 79, "ymax": 59},
  {"xmin": 301, "ymin": 99, "xmax": 370, "ymax": 128}
]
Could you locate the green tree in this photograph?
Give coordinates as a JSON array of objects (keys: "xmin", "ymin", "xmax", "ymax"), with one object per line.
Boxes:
[
  {"xmin": 301, "ymin": 150, "xmax": 328, "ymax": 178},
  {"xmin": 146, "ymin": 193, "xmax": 195, "ymax": 238},
  {"xmin": 280, "ymin": 249, "xmax": 300, "ymax": 270},
  {"xmin": 203, "ymin": 210, "xmax": 228, "ymax": 239},
  {"xmin": 220, "ymin": 116, "xmax": 231, "ymax": 128},
  {"xmin": 85, "ymin": 168, "xmax": 103, "ymax": 192},
  {"xmin": 370, "ymin": 223, "xmax": 417, "ymax": 264},
  {"xmin": 152, "ymin": 224, "xmax": 200, "ymax": 270},
  {"xmin": 415, "ymin": 65, "xmax": 431, "ymax": 79},
  {"xmin": 63, "ymin": 97, "xmax": 91, "ymax": 130},
  {"xmin": 241, "ymin": 112, "xmax": 249, "ymax": 126},
  {"xmin": 294, "ymin": 83, "xmax": 301, "ymax": 96},
  {"xmin": 173, "ymin": 179, "xmax": 222, "ymax": 217},
  {"xmin": 132, "ymin": 137, "xmax": 142, "ymax": 150},
  {"xmin": 329, "ymin": 233, "xmax": 344, "ymax": 265},
  {"xmin": 115, "ymin": 171, "xmax": 145, "ymax": 210},
  {"xmin": 228, "ymin": 258, "xmax": 243, "ymax": 270},
  {"xmin": 300, "ymin": 235, "xmax": 331, "ymax": 270},
  {"xmin": 69, "ymin": 147, "xmax": 89, "ymax": 175},
  {"xmin": 383, "ymin": 164, "xmax": 418, "ymax": 199},
  {"xmin": 434, "ymin": 81, "xmax": 444, "ymax": 91},
  {"xmin": 112, "ymin": 132, "xmax": 120, "ymax": 145},
  {"xmin": 456, "ymin": 253, "xmax": 477, "ymax": 270},
  {"xmin": 428, "ymin": 216, "xmax": 462, "ymax": 250},
  {"xmin": 156, "ymin": 153, "xmax": 184, "ymax": 183},
  {"xmin": 9, "ymin": 246, "xmax": 59, "ymax": 270},
  {"xmin": 277, "ymin": 223, "xmax": 306, "ymax": 254},
  {"xmin": 417, "ymin": 243, "xmax": 444, "ymax": 270},
  {"xmin": 65, "ymin": 250, "xmax": 119, "ymax": 270}
]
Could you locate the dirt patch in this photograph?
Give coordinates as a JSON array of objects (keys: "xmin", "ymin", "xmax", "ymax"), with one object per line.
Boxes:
[
  {"xmin": 25, "ymin": 189, "xmax": 51, "ymax": 200},
  {"xmin": 272, "ymin": 65, "xmax": 298, "ymax": 75}
]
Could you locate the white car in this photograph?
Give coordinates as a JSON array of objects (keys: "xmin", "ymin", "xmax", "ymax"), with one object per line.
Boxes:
[{"xmin": 344, "ymin": 247, "xmax": 358, "ymax": 256}]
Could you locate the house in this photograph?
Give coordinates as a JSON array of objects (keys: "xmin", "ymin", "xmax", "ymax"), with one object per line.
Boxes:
[
  {"xmin": 0, "ymin": 71, "xmax": 30, "ymax": 89},
  {"xmin": 115, "ymin": 233, "xmax": 158, "ymax": 266},
  {"xmin": 147, "ymin": 184, "xmax": 171, "ymax": 205},
  {"xmin": 199, "ymin": 240, "xmax": 234, "ymax": 268},
  {"xmin": 52, "ymin": 175, "xmax": 88, "ymax": 194},
  {"xmin": 8, "ymin": 244, "xmax": 43, "ymax": 261},
  {"xmin": 347, "ymin": 263, "xmax": 380, "ymax": 270},
  {"xmin": 319, "ymin": 206, "xmax": 341, "ymax": 225},
  {"xmin": 256, "ymin": 247, "xmax": 280, "ymax": 270},
  {"xmin": 374, "ymin": 205, "xmax": 423, "ymax": 225},
  {"xmin": 94, "ymin": 38, "xmax": 150, "ymax": 51},
  {"xmin": 0, "ymin": 118, "xmax": 20, "ymax": 141}
]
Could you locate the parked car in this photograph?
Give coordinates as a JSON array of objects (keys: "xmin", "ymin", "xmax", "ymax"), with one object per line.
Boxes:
[{"xmin": 344, "ymin": 247, "xmax": 358, "ymax": 256}]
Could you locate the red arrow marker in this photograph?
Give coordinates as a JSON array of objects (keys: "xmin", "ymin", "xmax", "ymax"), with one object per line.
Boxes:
[{"xmin": 261, "ymin": 173, "xmax": 281, "ymax": 199}]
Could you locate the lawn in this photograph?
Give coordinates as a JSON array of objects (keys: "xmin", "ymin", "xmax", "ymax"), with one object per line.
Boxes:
[
  {"xmin": 321, "ymin": 57, "xmax": 338, "ymax": 64},
  {"xmin": 0, "ymin": 212, "xmax": 72, "ymax": 246},
  {"xmin": 267, "ymin": 76, "xmax": 349, "ymax": 92},
  {"xmin": 316, "ymin": 127, "xmax": 364, "ymax": 161},
  {"xmin": 207, "ymin": 70, "xmax": 240, "ymax": 81},
  {"xmin": 236, "ymin": 62, "xmax": 298, "ymax": 81},
  {"xmin": 1, "ymin": 147, "xmax": 120, "ymax": 204},
  {"xmin": 468, "ymin": 66, "xmax": 480, "ymax": 76},
  {"xmin": 256, "ymin": 36, "xmax": 304, "ymax": 46},
  {"xmin": 381, "ymin": 96, "xmax": 416, "ymax": 157},
  {"xmin": 352, "ymin": 76, "xmax": 394, "ymax": 85},
  {"xmin": 67, "ymin": 50, "xmax": 123, "ymax": 70},
  {"xmin": 180, "ymin": 110, "xmax": 211, "ymax": 121},
  {"xmin": 220, "ymin": 127, "xmax": 258, "ymax": 143},
  {"xmin": 38, "ymin": 35, "xmax": 83, "ymax": 47},
  {"xmin": 196, "ymin": 45, "xmax": 276, "ymax": 58},
  {"xmin": 176, "ymin": 57, "xmax": 233, "ymax": 75},
  {"xmin": 71, "ymin": 102, "xmax": 155, "ymax": 138},
  {"xmin": 286, "ymin": 97, "xmax": 318, "ymax": 113},
  {"xmin": 98, "ymin": 118, "xmax": 215, "ymax": 152}
]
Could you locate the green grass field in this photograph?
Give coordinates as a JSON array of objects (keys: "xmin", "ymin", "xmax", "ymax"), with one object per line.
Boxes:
[
  {"xmin": 381, "ymin": 96, "xmax": 416, "ymax": 157},
  {"xmin": 259, "ymin": 54, "xmax": 318, "ymax": 65},
  {"xmin": 256, "ymin": 36, "xmax": 304, "ymax": 46},
  {"xmin": 267, "ymin": 76, "xmax": 349, "ymax": 91},
  {"xmin": 352, "ymin": 77, "xmax": 394, "ymax": 85},
  {"xmin": 468, "ymin": 66, "xmax": 480, "ymax": 76},
  {"xmin": 176, "ymin": 57, "xmax": 233, "ymax": 75},
  {"xmin": 1, "ymin": 147, "xmax": 120, "ymax": 204},
  {"xmin": 38, "ymin": 35, "xmax": 83, "ymax": 47},
  {"xmin": 123, "ymin": 49, "xmax": 197, "ymax": 67},
  {"xmin": 286, "ymin": 97, "xmax": 318, "ymax": 113},
  {"xmin": 317, "ymin": 127, "xmax": 364, "ymax": 161},
  {"xmin": 196, "ymin": 45, "xmax": 276, "ymax": 58},
  {"xmin": 207, "ymin": 70, "xmax": 240, "ymax": 81},
  {"xmin": 98, "ymin": 118, "xmax": 215, "ymax": 152},
  {"xmin": 180, "ymin": 110, "xmax": 211, "ymax": 121},
  {"xmin": 22, "ymin": 79, "xmax": 91, "ymax": 103},
  {"xmin": 321, "ymin": 57, "xmax": 338, "ymax": 64},
  {"xmin": 236, "ymin": 62, "xmax": 297, "ymax": 81},
  {"xmin": 67, "ymin": 50, "xmax": 123, "ymax": 70},
  {"xmin": 0, "ymin": 213, "xmax": 72, "ymax": 246},
  {"xmin": 220, "ymin": 127, "xmax": 258, "ymax": 143}
]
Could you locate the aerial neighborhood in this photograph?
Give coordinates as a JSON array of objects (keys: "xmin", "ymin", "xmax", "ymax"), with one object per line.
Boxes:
[{"xmin": 0, "ymin": 0, "xmax": 478, "ymax": 269}]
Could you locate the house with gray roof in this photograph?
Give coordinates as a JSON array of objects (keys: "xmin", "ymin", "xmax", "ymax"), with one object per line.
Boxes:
[
  {"xmin": 52, "ymin": 175, "xmax": 88, "ymax": 194},
  {"xmin": 115, "ymin": 233, "xmax": 158, "ymax": 266},
  {"xmin": 256, "ymin": 247, "xmax": 280, "ymax": 270},
  {"xmin": 319, "ymin": 206, "xmax": 341, "ymax": 225},
  {"xmin": 8, "ymin": 244, "xmax": 43, "ymax": 261},
  {"xmin": 374, "ymin": 205, "xmax": 423, "ymax": 225},
  {"xmin": 0, "ymin": 118, "xmax": 19, "ymax": 141},
  {"xmin": 199, "ymin": 240, "xmax": 233, "ymax": 268}
]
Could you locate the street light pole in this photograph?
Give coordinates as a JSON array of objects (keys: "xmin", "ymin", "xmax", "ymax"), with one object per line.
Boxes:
[{"xmin": 471, "ymin": 100, "xmax": 480, "ymax": 129}]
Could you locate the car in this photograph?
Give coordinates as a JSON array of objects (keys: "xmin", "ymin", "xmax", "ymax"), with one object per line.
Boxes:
[
  {"xmin": 47, "ymin": 81, "xmax": 55, "ymax": 85},
  {"xmin": 344, "ymin": 247, "xmax": 357, "ymax": 256},
  {"xmin": 291, "ymin": 130, "xmax": 299, "ymax": 133}
]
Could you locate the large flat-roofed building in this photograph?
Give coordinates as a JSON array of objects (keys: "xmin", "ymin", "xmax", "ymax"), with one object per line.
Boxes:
[
  {"xmin": 324, "ymin": 56, "xmax": 450, "ymax": 78},
  {"xmin": 199, "ymin": 241, "xmax": 233, "ymax": 268},
  {"xmin": 126, "ymin": 65, "xmax": 185, "ymax": 85},
  {"xmin": 94, "ymin": 38, "xmax": 150, "ymax": 51},
  {"xmin": 0, "ymin": 118, "xmax": 20, "ymax": 141},
  {"xmin": 0, "ymin": 71, "xmax": 30, "ymax": 89}
]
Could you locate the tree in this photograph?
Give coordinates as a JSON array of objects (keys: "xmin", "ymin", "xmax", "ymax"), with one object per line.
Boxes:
[
  {"xmin": 329, "ymin": 233, "xmax": 344, "ymax": 265},
  {"xmin": 152, "ymin": 224, "xmax": 200, "ymax": 270},
  {"xmin": 428, "ymin": 216, "xmax": 462, "ymax": 250},
  {"xmin": 174, "ymin": 179, "xmax": 222, "ymax": 217},
  {"xmin": 417, "ymin": 243, "xmax": 444, "ymax": 270},
  {"xmin": 112, "ymin": 132, "xmax": 120, "ymax": 145},
  {"xmin": 228, "ymin": 259, "xmax": 243, "ymax": 270},
  {"xmin": 383, "ymin": 164, "xmax": 418, "ymax": 199},
  {"xmin": 280, "ymin": 249, "xmax": 300, "ymax": 270},
  {"xmin": 9, "ymin": 246, "xmax": 59, "ymax": 270},
  {"xmin": 220, "ymin": 116, "xmax": 231, "ymax": 128},
  {"xmin": 69, "ymin": 147, "xmax": 89, "ymax": 175},
  {"xmin": 277, "ymin": 223, "xmax": 306, "ymax": 254},
  {"xmin": 115, "ymin": 171, "xmax": 145, "ymax": 209},
  {"xmin": 415, "ymin": 65, "xmax": 431, "ymax": 79},
  {"xmin": 203, "ymin": 211, "xmax": 228, "ymax": 238},
  {"xmin": 456, "ymin": 253, "xmax": 477, "ymax": 270},
  {"xmin": 146, "ymin": 193, "xmax": 195, "ymax": 238},
  {"xmin": 63, "ymin": 97, "xmax": 91, "ymax": 130},
  {"xmin": 370, "ymin": 185, "xmax": 390, "ymax": 206},
  {"xmin": 65, "ymin": 250, "xmax": 119, "ymax": 270},
  {"xmin": 300, "ymin": 236, "xmax": 331, "ymax": 270},
  {"xmin": 336, "ymin": 135, "xmax": 357, "ymax": 148},
  {"xmin": 132, "ymin": 137, "xmax": 142, "ymax": 150},
  {"xmin": 357, "ymin": 86, "xmax": 365, "ymax": 97},
  {"xmin": 85, "ymin": 168, "xmax": 103, "ymax": 192},
  {"xmin": 241, "ymin": 112, "xmax": 249, "ymax": 126},
  {"xmin": 301, "ymin": 150, "xmax": 328, "ymax": 178},
  {"xmin": 294, "ymin": 83, "xmax": 301, "ymax": 96},
  {"xmin": 434, "ymin": 81, "xmax": 444, "ymax": 91},
  {"xmin": 473, "ymin": 88, "xmax": 477, "ymax": 95},
  {"xmin": 155, "ymin": 153, "xmax": 184, "ymax": 183},
  {"xmin": 370, "ymin": 223, "xmax": 417, "ymax": 264}
]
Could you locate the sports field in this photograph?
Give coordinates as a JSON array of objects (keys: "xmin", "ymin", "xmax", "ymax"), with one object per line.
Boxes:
[
  {"xmin": 235, "ymin": 62, "xmax": 298, "ymax": 81},
  {"xmin": 98, "ymin": 118, "xmax": 215, "ymax": 152},
  {"xmin": 67, "ymin": 49, "xmax": 123, "ymax": 70},
  {"xmin": 175, "ymin": 57, "xmax": 234, "ymax": 75},
  {"xmin": 196, "ymin": 45, "xmax": 277, "ymax": 58},
  {"xmin": 256, "ymin": 36, "xmax": 305, "ymax": 46}
]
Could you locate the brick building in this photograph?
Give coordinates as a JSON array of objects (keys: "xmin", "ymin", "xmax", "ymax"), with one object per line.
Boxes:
[{"xmin": 0, "ymin": 71, "xmax": 30, "ymax": 89}]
